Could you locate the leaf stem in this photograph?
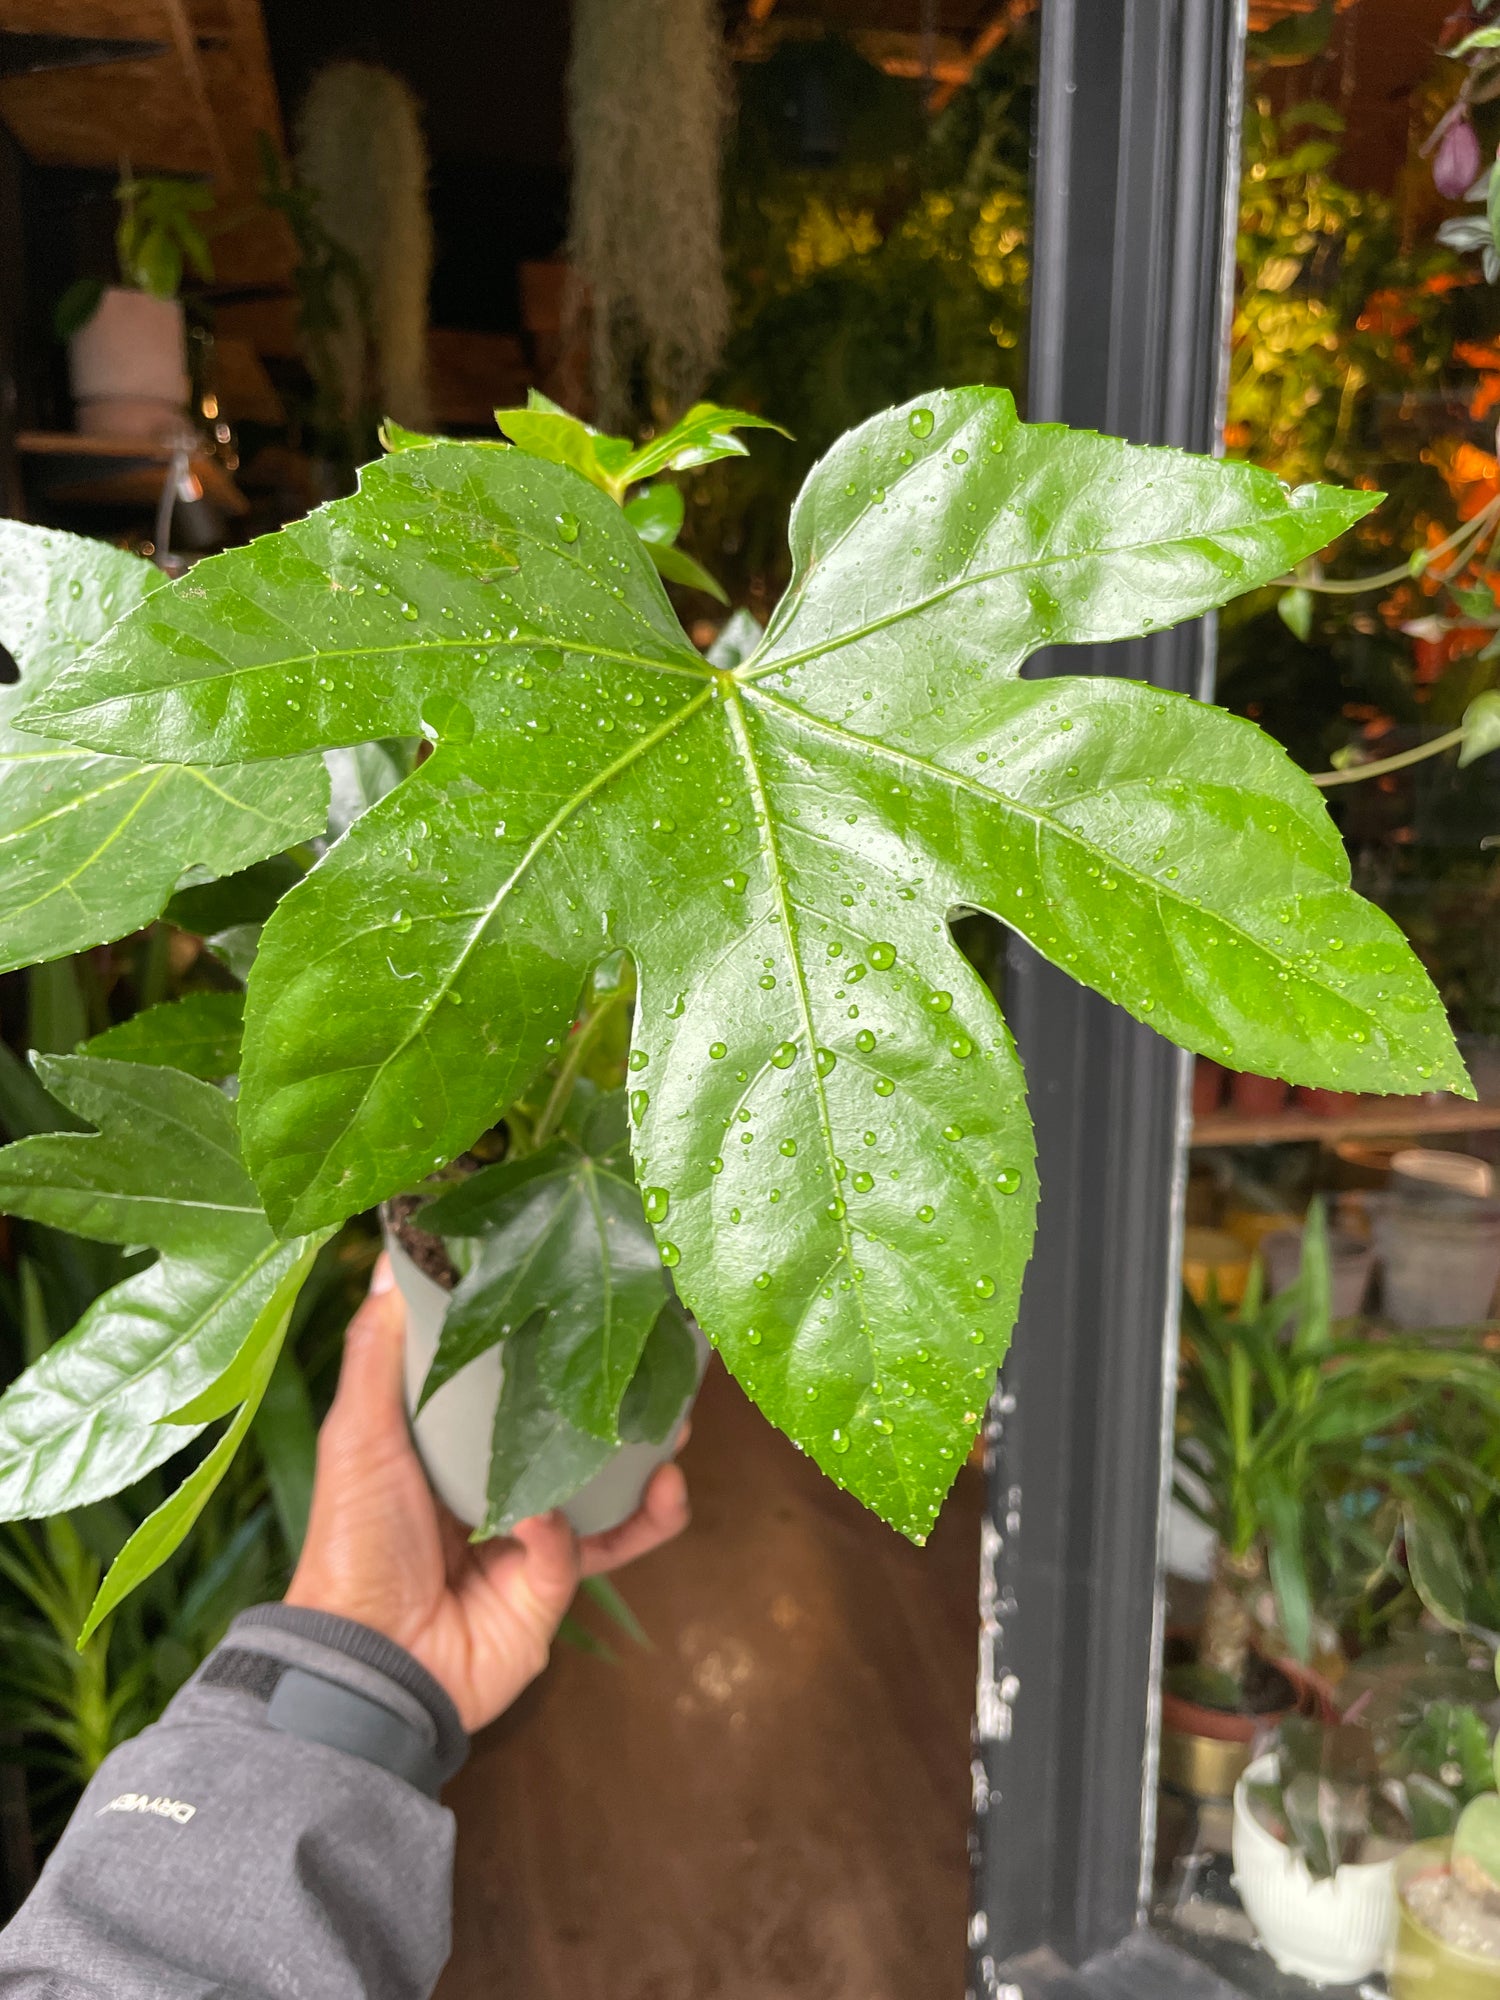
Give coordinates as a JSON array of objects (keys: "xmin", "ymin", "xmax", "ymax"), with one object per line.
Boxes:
[
  {"xmin": 1309, "ymin": 726, "xmax": 1465, "ymax": 787},
  {"xmin": 532, "ymin": 990, "xmax": 626, "ymax": 1150},
  {"xmin": 1276, "ymin": 494, "xmax": 1500, "ymax": 597}
]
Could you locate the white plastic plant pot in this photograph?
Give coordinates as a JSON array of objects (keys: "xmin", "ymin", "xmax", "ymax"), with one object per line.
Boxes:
[
  {"xmin": 1232, "ymin": 1754, "xmax": 1400, "ymax": 1985},
  {"xmin": 385, "ymin": 1232, "xmax": 708, "ymax": 1538},
  {"xmin": 67, "ymin": 287, "xmax": 190, "ymax": 440}
]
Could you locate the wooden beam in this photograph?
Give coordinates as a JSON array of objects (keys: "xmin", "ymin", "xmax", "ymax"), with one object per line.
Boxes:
[{"xmin": 158, "ymin": 0, "xmax": 229, "ymax": 180}]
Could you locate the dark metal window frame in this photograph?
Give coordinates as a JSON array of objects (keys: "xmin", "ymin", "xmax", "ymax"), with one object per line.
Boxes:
[{"xmin": 969, "ymin": 3, "xmax": 1249, "ymax": 1994}]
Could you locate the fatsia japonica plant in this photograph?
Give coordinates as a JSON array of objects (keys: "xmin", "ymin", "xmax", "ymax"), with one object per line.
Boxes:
[{"xmin": 0, "ymin": 385, "xmax": 1469, "ymax": 1635}]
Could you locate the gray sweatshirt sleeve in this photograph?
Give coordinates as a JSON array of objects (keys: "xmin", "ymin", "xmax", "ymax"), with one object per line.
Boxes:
[{"xmin": 0, "ymin": 1604, "xmax": 468, "ymax": 2000}]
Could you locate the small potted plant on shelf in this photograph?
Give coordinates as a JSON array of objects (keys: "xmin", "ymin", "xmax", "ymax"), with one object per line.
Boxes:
[
  {"xmin": 1392, "ymin": 1654, "xmax": 1500, "ymax": 1999},
  {"xmin": 1168, "ymin": 1203, "xmax": 1500, "ymax": 1800},
  {"xmin": 0, "ymin": 385, "xmax": 1476, "ymax": 1634},
  {"xmin": 56, "ymin": 174, "xmax": 214, "ymax": 441},
  {"xmin": 1235, "ymin": 1704, "xmax": 1492, "ymax": 1985}
]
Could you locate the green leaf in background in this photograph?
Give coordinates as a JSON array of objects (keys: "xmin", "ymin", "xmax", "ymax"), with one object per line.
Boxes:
[
  {"xmin": 619, "ymin": 400, "xmax": 789, "ymax": 483},
  {"xmin": 494, "ymin": 393, "xmax": 784, "ymax": 503},
  {"xmin": 623, "ymin": 484, "xmax": 685, "ymax": 545},
  {"xmin": 379, "ymin": 419, "xmax": 442, "ymax": 452},
  {"xmin": 1459, "ymin": 689, "xmax": 1500, "ymax": 768},
  {"xmin": 480, "ymin": 1313, "xmax": 615, "ymax": 1536},
  {"xmin": 1454, "ymin": 25, "xmax": 1500, "ymax": 55},
  {"xmin": 1277, "ymin": 585, "xmax": 1313, "ymax": 642},
  {"xmin": 252, "ymin": 1344, "xmax": 318, "ymax": 1556},
  {"xmin": 0, "ymin": 522, "xmax": 327, "ymax": 972},
  {"xmin": 76, "ymin": 1240, "xmax": 318, "ymax": 1645},
  {"xmin": 164, "ymin": 854, "xmax": 309, "ymax": 984},
  {"xmin": 0, "ymin": 1038, "xmax": 82, "ymax": 1141},
  {"xmin": 325, "ymin": 739, "xmax": 417, "ymax": 839},
  {"xmin": 643, "ymin": 540, "xmax": 729, "ymax": 603},
  {"xmin": 623, "ymin": 483, "xmax": 731, "ymax": 601},
  {"xmin": 24, "ymin": 387, "xmax": 1461, "ymax": 1536},
  {"xmin": 163, "ymin": 856, "xmax": 308, "ymax": 939},
  {"xmin": 494, "ymin": 393, "xmax": 634, "ymax": 496},
  {"xmin": 618, "ymin": 1297, "xmax": 699, "ymax": 1445},
  {"xmin": 419, "ymin": 1093, "xmax": 668, "ymax": 1439},
  {"xmin": 1404, "ymin": 1500, "xmax": 1474, "ymax": 1634},
  {"xmin": 0, "ymin": 1057, "xmax": 317, "ymax": 1518},
  {"xmin": 81, "ymin": 992, "xmax": 244, "ymax": 1080}
]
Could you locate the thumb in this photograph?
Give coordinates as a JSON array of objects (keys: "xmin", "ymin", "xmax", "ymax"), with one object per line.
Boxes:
[
  {"xmin": 326, "ymin": 1256, "xmax": 408, "ymax": 1444},
  {"xmin": 488, "ymin": 1509, "xmax": 582, "ymax": 1630}
]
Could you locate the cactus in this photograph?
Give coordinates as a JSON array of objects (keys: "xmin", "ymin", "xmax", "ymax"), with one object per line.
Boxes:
[
  {"xmin": 1453, "ymin": 1794, "xmax": 1500, "ymax": 1909},
  {"xmin": 1445, "ymin": 1656, "xmax": 1500, "ymax": 1912}
]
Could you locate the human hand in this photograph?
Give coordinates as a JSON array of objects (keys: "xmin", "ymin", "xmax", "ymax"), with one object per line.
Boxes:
[{"xmin": 285, "ymin": 1255, "xmax": 691, "ymax": 1731}]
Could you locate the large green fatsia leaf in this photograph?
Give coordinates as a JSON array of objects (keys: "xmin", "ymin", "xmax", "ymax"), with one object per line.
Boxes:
[
  {"xmin": 0, "ymin": 1057, "xmax": 318, "ymax": 1518},
  {"xmin": 22, "ymin": 388, "xmax": 1464, "ymax": 1536},
  {"xmin": 0, "ymin": 521, "xmax": 327, "ymax": 970}
]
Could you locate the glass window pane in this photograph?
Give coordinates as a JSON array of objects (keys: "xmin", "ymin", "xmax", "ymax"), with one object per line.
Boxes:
[{"xmin": 1153, "ymin": 7, "xmax": 1500, "ymax": 1994}]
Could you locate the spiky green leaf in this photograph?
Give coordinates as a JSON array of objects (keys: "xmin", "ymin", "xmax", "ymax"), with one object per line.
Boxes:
[
  {"xmin": 0, "ymin": 521, "xmax": 326, "ymax": 970},
  {"xmin": 0, "ymin": 1057, "xmax": 317, "ymax": 1518}
]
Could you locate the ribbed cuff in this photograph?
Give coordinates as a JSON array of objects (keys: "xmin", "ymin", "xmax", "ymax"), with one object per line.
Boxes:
[{"xmin": 231, "ymin": 1604, "xmax": 468, "ymax": 1786}]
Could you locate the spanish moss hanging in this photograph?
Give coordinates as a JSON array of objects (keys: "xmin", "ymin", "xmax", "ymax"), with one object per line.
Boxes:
[
  {"xmin": 296, "ymin": 61, "xmax": 434, "ymax": 433},
  {"xmin": 567, "ymin": 0, "xmax": 731, "ymax": 427}
]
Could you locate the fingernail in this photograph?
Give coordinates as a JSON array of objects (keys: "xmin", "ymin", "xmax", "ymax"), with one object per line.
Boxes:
[{"xmin": 369, "ymin": 1254, "xmax": 395, "ymax": 1295}]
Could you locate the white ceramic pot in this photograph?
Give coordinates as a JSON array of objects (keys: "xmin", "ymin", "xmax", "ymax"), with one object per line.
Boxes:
[
  {"xmin": 68, "ymin": 286, "xmax": 190, "ymax": 439},
  {"xmin": 385, "ymin": 1231, "xmax": 707, "ymax": 1538},
  {"xmin": 1232, "ymin": 1754, "xmax": 1399, "ymax": 1985}
]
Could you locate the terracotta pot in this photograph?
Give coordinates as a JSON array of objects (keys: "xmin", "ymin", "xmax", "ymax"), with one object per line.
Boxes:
[
  {"xmin": 1294, "ymin": 1086, "xmax": 1360, "ymax": 1118},
  {"xmin": 1159, "ymin": 1635, "xmax": 1337, "ymax": 1801},
  {"xmin": 1231, "ymin": 1071, "xmax": 1290, "ymax": 1115},
  {"xmin": 1192, "ymin": 1057, "xmax": 1225, "ymax": 1117}
]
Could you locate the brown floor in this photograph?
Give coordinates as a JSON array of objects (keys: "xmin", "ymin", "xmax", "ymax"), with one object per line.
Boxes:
[{"xmin": 437, "ymin": 1358, "xmax": 983, "ymax": 2000}]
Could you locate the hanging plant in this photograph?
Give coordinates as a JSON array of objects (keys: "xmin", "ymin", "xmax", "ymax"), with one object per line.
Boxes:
[
  {"xmin": 295, "ymin": 61, "xmax": 434, "ymax": 434},
  {"xmin": 567, "ymin": 0, "xmax": 731, "ymax": 426}
]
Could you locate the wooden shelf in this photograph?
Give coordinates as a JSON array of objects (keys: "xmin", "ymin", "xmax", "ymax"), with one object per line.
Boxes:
[
  {"xmin": 18, "ymin": 432, "xmax": 247, "ymax": 515},
  {"xmin": 1192, "ymin": 1098, "xmax": 1500, "ymax": 1147}
]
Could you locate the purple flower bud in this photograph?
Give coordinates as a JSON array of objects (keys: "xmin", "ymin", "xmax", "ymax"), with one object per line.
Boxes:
[{"xmin": 1434, "ymin": 112, "xmax": 1483, "ymax": 199}]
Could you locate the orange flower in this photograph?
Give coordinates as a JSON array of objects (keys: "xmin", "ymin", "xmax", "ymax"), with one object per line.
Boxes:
[{"xmin": 1358, "ymin": 288, "xmax": 1418, "ymax": 337}]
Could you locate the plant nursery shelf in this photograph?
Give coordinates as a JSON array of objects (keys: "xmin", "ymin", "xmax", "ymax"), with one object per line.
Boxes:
[
  {"xmin": 1192, "ymin": 1099, "xmax": 1500, "ymax": 1147},
  {"xmin": 17, "ymin": 433, "xmax": 247, "ymax": 516}
]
